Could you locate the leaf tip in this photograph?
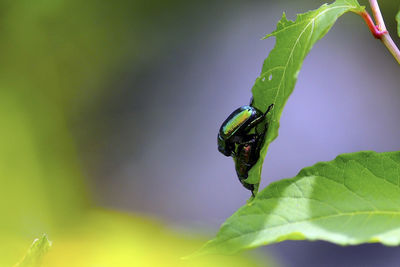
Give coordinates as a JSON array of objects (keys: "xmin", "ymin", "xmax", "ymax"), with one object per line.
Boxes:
[
  {"xmin": 182, "ymin": 240, "xmax": 213, "ymax": 259},
  {"xmin": 15, "ymin": 234, "xmax": 52, "ymax": 267},
  {"xmin": 263, "ymin": 11, "xmax": 290, "ymax": 39}
]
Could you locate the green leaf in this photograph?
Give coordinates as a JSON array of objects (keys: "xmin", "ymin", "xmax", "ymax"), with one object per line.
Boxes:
[
  {"xmin": 396, "ymin": 10, "xmax": 400, "ymax": 37},
  {"xmin": 245, "ymin": 0, "xmax": 364, "ymax": 195},
  {"xmin": 197, "ymin": 151, "xmax": 400, "ymax": 255},
  {"xmin": 15, "ymin": 235, "xmax": 52, "ymax": 267}
]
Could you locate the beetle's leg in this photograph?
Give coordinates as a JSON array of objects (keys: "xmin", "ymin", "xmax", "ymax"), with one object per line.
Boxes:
[
  {"xmin": 231, "ymin": 133, "xmax": 256, "ymax": 145},
  {"xmin": 259, "ymin": 104, "xmax": 274, "ymax": 136},
  {"xmin": 257, "ymin": 103, "xmax": 274, "ymax": 121},
  {"xmin": 245, "ymin": 103, "xmax": 274, "ymax": 132},
  {"xmin": 264, "ymin": 103, "xmax": 274, "ymax": 116},
  {"xmin": 241, "ymin": 181, "xmax": 254, "ymax": 194},
  {"xmin": 245, "ymin": 115, "xmax": 264, "ymax": 131},
  {"xmin": 236, "ymin": 134, "xmax": 257, "ymax": 145}
]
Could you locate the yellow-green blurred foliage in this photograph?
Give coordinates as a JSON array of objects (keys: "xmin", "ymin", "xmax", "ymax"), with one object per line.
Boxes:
[
  {"xmin": 0, "ymin": 1, "xmax": 269, "ymax": 266},
  {"xmin": 42, "ymin": 210, "xmax": 266, "ymax": 267}
]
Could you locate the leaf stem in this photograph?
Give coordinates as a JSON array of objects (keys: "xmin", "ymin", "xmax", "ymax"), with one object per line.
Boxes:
[
  {"xmin": 361, "ymin": 0, "xmax": 400, "ymax": 64},
  {"xmin": 359, "ymin": 11, "xmax": 387, "ymax": 39}
]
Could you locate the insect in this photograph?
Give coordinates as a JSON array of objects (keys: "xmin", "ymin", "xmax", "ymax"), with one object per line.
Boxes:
[{"xmin": 218, "ymin": 98, "xmax": 273, "ymax": 194}]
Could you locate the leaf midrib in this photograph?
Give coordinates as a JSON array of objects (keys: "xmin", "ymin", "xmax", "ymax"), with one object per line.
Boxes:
[{"xmin": 269, "ymin": 4, "xmax": 357, "ymax": 116}]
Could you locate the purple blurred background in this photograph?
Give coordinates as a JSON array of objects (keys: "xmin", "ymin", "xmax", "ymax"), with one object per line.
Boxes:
[{"xmin": 73, "ymin": 0, "xmax": 400, "ymax": 266}]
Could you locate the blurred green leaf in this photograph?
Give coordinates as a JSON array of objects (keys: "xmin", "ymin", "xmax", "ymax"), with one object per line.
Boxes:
[
  {"xmin": 15, "ymin": 235, "xmax": 51, "ymax": 267},
  {"xmin": 396, "ymin": 10, "xmax": 400, "ymax": 37},
  {"xmin": 41, "ymin": 210, "xmax": 270, "ymax": 267},
  {"xmin": 0, "ymin": 2, "xmax": 206, "ymax": 236},
  {"xmin": 197, "ymin": 151, "xmax": 400, "ymax": 255},
  {"xmin": 245, "ymin": 0, "xmax": 364, "ymax": 195},
  {"xmin": 0, "ymin": 0, "xmax": 190, "ymax": 238},
  {"xmin": 0, "ymin": 1, "xmax": 171, "ymax": 263}
]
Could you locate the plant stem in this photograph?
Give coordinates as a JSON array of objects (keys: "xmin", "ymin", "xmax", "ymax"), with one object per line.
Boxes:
[
  {"xmin": 368, "ymin": 0, "xmax": 400, "ymax": 64},
  {"xmin": 359, "ymin": 11, "xmax": 386, "ymax": 39},
  {"xmin": 369, "ymin": 0, "xmax": 386, "ymax": 31}
]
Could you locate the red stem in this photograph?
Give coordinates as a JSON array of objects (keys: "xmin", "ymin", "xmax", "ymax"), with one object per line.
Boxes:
[{"xmin": 359, "ymin": 11, "xmax": 387, "ymax": 39}]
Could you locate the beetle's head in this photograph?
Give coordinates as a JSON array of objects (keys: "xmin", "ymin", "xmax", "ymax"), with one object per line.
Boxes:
[{"xmin": 218, "ymin": 134, "xmax": 233, "ymax": 156}]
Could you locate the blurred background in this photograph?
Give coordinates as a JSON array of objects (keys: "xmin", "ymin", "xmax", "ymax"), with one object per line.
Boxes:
[{"xmin": 1, "ymin": 0, "xmax": 400, "ymax": 266}]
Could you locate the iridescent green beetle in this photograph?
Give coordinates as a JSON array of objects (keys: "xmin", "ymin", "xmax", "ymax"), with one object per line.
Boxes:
[{"xmin": 218, "ymin": 100, "xmax": 273, "ymax": 193}]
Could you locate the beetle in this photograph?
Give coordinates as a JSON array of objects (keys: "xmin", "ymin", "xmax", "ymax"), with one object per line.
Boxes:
[
  {"xmin": 232, "ymin": 111, "xmax": 271, "ymax": 195},
  {"xmin": 217, "ymin": 99, "xmax": 273, "ymax": 193},
  {"xmin": 234, "ymin": 139, "xmax": 261, "ymax": 193}
]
